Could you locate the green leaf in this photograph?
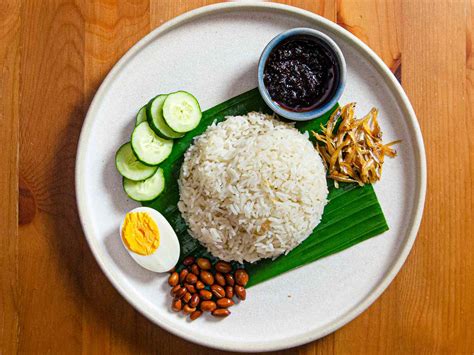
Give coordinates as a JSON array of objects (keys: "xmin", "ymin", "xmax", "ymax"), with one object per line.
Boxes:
[{"xmin": 144, "ymin": 88, "xmax": 388, "ymax": 287}]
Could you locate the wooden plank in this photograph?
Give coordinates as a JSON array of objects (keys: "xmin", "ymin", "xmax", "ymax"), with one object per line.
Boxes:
[
  {"xmin": 400, "ymin": 0, "xmax": 472, "ymax": 352},
  {"xmin": 81, "ymin": 1, "xmax": 155, "ymax": 354},
  {"xmin": 0, "ymin": 1, "xmax": 20, "ymax": 353},
  {"xmin": 337, "ymin": 0, "xmax": 401, "ymax": 80},
  {"xmin": 331, "ymin": 0, "xmax": 473, "ymax": 353},
  {"xmin": 464, "ymin": 0, "xmax": 474, "ymax": 351},
  {"xmin": 150, "ymin": 0, "xmax": 220, "ymax": 25},
  {"xmin": 17, "ymin": 0, "xmax": 85, "ymax": 353}
]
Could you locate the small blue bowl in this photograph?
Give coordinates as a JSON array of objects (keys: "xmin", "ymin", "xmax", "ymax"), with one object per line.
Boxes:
[{"xmin": 258, "ymin": 28, "xmax": 347, "ymax": 121}]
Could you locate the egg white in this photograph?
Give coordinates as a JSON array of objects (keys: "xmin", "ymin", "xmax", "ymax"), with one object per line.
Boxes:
[{"xmin": 119, "ymin": 206, "xmax": 180, "ymax": 273}]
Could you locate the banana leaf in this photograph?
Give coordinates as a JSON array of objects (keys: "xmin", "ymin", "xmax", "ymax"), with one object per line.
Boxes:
[{"xmin": 144, "ymin": 88, "xmax": 388, "ymax": 287}]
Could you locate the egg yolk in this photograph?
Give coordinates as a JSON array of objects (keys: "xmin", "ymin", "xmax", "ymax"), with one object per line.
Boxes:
[{"xmin": 122, "ymin": 212, "xmax": 160, "ymax": 256}]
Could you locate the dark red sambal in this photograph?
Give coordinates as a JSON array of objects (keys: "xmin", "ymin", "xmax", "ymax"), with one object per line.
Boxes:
[{"xmin": 263, "ymin": 35, "xmax": 340, "ymax": 112}]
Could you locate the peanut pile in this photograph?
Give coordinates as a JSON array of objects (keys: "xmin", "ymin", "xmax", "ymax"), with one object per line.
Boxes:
[{"xmin": 168, "ymin": 256, "xmax": 248, "ymax": 320}]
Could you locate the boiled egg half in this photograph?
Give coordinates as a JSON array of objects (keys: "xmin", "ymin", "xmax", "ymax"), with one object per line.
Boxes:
[{"xmin": 120, "ymin": 207, "xmax": 180, "ymax": 272}]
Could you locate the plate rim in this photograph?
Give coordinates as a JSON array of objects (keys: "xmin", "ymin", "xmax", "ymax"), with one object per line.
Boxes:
[{"xmin": 75, "ymin": 2, "xmax": 427, "ymax": 352}]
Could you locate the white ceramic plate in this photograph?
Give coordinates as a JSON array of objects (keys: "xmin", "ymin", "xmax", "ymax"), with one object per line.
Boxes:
[{"xmin": 76, "ymin": 3, "xmax": 426, "ymax": 352}]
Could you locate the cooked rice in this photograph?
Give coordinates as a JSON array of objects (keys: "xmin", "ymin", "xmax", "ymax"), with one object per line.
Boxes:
[{"xmin": 178, "ymin": 112, "xmax": 328, "ymax": 263}]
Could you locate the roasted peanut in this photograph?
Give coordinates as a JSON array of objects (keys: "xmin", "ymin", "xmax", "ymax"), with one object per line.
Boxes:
[
  {"xmin": 171, "ymin": 284, "xmax": 181, "ymax": 296},
  {"xmin": 175, "ymin": 286, "xmax": 186, "ymax": 299},
  {"xmin": 217, "ymin": 298, "xmax": 234, "ymax": 308},
  {"xmin": 235, "ymin": 269, "xmax": 249, "ymax": 287},
  {"xmin": 225, "ymin": 273, "xmax": 235, "ymax": 286},
  {"xmin": 182, "ymin": 256, "xmax": 195, "ymax": 266},
  {"xmin": 215, "ymin": 272, "xmax": 226, "ymax": 287},
  {"xmin": 234, "ymin": 285, "xmax": 246, "ymax": 300},
  {"xmin": 171, "ymin": 299, "xmax": 182, "ymax": 312},
  {"xmin": 196, "ymin": 281, "xmax": 205, "ymax": 290},
  {"xmin": 183, "ymin": 304, "xmax": 196, "ymax": 314},
  {"xmin": 215, "ymin": 261, "xmax": 232, "ymax": 273},
  {"xmin": 185, "ymin": 273, "xmax": 198, "ymax": 285},
  {"xmin": 190, "ymin": 264, "xmax": 200, "ymax": 275},
  {"xmin": 211, "ymin": 284, "xmax": 225, "ymax": 299},
  {"xmin": 168, "ymin": 272, "xmax": 179, "ymax": 287},
  {"xmin": 212, "ymin": 308, "xmax": 230, "ymax": 317},
  {"xmin": 196, "ymin": 257, "xmax": 211, "ymax": 270},
  {"xmin": 200, "ymin": 300, "xmax": 217, "ymax": 312},
  {"xmin": 185, "ymin": 283, "xmax": 196, "ymax": 294},
  {"xmin": 189, "ymin": 294, "xmax": 200, "ymax": 308},
  {"xmin": 225, "ymin": 286, "xmax": 234, "ymax": 298},
  {"xmin": 200, "ymin": 270, "xmax": 214, "ymax": 286},
  {"xmin": 179, "ymin": 269, "xmax": 189, "ymax": 283},
  {"xmin": 190, "ymin": 310, "xmax": 202, "ymax": 321},
  {"xmin": 199, "ymin": 289, "xmax": 213, "ymax": 300},
  {"xmin": 183, "ymin": 292, "xmax": 192, "ymax": 303}
]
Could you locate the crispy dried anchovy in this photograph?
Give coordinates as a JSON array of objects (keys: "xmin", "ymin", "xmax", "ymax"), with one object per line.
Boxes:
[{"xmin": 312, "ymin": 103, "xmax": 400, "ymax": 187}]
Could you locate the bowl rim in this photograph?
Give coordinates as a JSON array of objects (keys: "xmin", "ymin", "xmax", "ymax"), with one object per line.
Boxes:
[{"xmin": 257, "ymin": 27, "xmax": 347, "ymax": 121}]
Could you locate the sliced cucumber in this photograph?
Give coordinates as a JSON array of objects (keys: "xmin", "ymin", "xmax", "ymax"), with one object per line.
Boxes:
[
  {"xmin": 131, "ymin": 122, "xmax": 173, "ymax": 165},
  {"xmin": 115, "ymin": 142, "xmax": 158, "ymax": 181},
  {"xmin": 123, "ymin": 168, "xmax": 165, "ymax": 202},
  {"xmin": 136, "ymin": 106, "xmax": 147, "ymax": 126},
  {"xmin": 162, "ymin": 91, "xmax": 202, "ymax": 133},
  {"xmin": 147, "ymin": 95, "xmax": 184, "ymax": 139}
]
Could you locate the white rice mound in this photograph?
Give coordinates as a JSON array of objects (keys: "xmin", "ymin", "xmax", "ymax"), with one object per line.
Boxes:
[{"xmin": 178, "ymin": 112, "xmax": 328, "ymax": 263}]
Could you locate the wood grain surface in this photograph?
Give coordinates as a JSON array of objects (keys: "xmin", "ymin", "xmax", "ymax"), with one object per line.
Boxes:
[{"xmin": 1, "ymin": 0, "xmax": 473, "ymax": 353}]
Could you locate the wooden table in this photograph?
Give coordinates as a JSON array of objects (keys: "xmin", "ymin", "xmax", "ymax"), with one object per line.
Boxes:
[{"xmin": 1, "ymin": 0, "xmax": 473, "ymax": 353}]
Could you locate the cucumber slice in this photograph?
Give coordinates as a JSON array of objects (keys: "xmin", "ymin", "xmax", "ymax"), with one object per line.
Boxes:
[
  {"xmin": 115, "ymin": 142, "xmax": 158, "ymax": 181},
  {"xmin": 163, "ymin": 91, "xmax": 202, "ymax": 133},
  {"xmin": 147, "ymin": 95, "xmax": 184, "ymax": 139},
  {"xmin": 123, "ymin": 168, "xmax": 165, "ymax": 202},
  {"xmin": 131, "ymin": 122, "xmax": 173, "ymax": 165},
  {"xmin": 136, "ymin": 106, "xmax": 147, "ymax": 126}
]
